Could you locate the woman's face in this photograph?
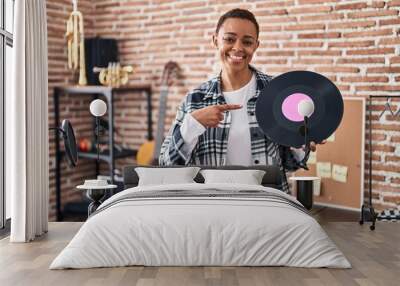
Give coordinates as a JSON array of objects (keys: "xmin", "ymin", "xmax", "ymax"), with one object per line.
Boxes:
[{"xmin": 213, "ymin": 18, "xmax": 259, "ymax": 74}]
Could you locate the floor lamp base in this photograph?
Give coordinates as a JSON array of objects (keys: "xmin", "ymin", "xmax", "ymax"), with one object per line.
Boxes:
[{"xmin": 359, "ymin": 204, "xmax": 377, "ymax": 231}]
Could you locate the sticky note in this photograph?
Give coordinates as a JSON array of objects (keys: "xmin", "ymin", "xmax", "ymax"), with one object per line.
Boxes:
[
  {"xmin": 326, "ymin": 133, "xmax": 335, "ymax": 142},
  {"xmin": 332, "ymin": 164, "xmax": 348, "ymax": 183},
  {"xmin": 316, "ymin": 162, "xmax": 331, "ymax": 178},
  {"xmin": 307, "ymin": 151, "xmax": 317, "ymax": 164}
]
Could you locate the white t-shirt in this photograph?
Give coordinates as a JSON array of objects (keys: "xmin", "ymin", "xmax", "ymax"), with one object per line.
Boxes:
[{"xmin": 222, "ymin": 74, "xmax": 256, "ymax": 165}]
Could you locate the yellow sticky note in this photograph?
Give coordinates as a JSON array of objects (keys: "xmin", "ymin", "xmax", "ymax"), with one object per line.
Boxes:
[
  {"xmin": 332, "ymin": 164, "xmax": 348, "ymax": 183},
  {"xmin": 326, "ymin": 133, "xmax": 335, "ymax": 142},
  {"xmin": 308, "ymin": 151, "xmax": 317, "ymax": 164},
  {"xmin": 316, "ymin": 162, "xmax": 331, "ymax": 178}
]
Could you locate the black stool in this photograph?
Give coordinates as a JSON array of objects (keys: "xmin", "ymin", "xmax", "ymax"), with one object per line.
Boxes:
[{"xmin": 289, "ymin": 177, "xmax": 320, "ymax": 210}]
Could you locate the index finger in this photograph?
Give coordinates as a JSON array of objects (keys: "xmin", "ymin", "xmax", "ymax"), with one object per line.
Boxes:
[{"xmin": 216, "ymin": 104, "xmax": 243, "ymax": 111}]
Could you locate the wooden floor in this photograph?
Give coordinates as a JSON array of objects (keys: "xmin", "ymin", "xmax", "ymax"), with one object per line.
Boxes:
[
  {"xmin": 1, "ymin": 220, "xmax": 399, "ymax": 286},
  {"xmin": 0, "ymin": 205, "xmax": 361, "ymax": 240}
]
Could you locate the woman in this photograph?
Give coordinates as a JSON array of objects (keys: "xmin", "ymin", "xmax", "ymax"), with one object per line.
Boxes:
[{"xmin": 159, "ymin": 8, "xmax": 318, "ymax": 193}]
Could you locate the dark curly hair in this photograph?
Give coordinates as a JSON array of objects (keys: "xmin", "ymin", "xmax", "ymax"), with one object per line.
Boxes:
[{"xmin": 215, "ymin": 8, "xmax": 259, "ymax": 38}]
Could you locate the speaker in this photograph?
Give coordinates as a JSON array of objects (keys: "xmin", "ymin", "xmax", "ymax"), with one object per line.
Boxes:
[{"xmin": 85, "ymin": 37, "xmax": 119, "ymax": 85}]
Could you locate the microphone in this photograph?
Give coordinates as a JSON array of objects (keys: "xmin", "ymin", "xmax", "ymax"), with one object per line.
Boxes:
[
  {"xmin": 90, "ymin": 99, "xmax": 107, "ymax": 162},
  {"xmin": 298, "ymin": 99, "xmax": 314, "ymax": 118}
]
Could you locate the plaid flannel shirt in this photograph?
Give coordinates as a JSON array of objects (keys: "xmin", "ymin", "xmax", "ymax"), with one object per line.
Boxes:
[{"xmin": 159, "ymin": 66, "xmax": 303, "ymax": 193}]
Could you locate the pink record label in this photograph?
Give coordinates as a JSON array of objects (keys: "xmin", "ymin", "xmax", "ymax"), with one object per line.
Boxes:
[{"xmin": 281, "ymin": 93, "xmax": 313, "ymax": 122}]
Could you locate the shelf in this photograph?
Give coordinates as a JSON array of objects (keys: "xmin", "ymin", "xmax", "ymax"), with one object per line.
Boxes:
[
  {"xmin": 55, "ymin": 85, "xmax": 152, "ymax": 95},
  {"xmin": 78, "ymin": 148, "xmax": 137, "ymax": 163},
  {"xmin": 54, "ymin": 84, "xmax": 152, "ymax": 221}
]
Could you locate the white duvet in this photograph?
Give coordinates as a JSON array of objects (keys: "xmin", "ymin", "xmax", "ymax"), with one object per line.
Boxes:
[{"xmin": 50, "ymin": 183, "xmax": 351, "ymax": 269}]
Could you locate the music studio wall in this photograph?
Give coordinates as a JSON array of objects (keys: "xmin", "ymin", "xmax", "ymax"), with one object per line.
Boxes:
[{"xmin": 46, "ymin": 0, "xmax": 400, "ymax": 221}]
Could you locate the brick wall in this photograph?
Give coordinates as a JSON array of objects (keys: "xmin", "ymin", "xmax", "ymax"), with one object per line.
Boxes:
[{"xmin": 47, "ymin": 0, "xmax": 400, "ymax": 220}]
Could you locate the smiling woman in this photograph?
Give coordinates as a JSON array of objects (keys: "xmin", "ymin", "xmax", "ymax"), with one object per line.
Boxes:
[
  {"xmin": 213, "ymin": 10, "xmax": 259, "ymax": 91},
  {"xmin": 159, "ymin": 8, "xmax": 314, "ymax": 193}
]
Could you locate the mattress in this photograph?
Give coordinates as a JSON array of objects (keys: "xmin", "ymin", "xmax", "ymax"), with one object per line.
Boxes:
[{"xmin": 50, "ymin": 183, "xmax": 351, "ymax": 269}]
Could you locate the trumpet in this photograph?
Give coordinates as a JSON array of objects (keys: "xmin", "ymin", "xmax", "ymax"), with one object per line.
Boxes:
[
  {"xmin": 93, "ymin": 63, "xmax": 134, "ymax": 87},
  {"xmin": 65, "ymin": 0, "xmax": 87, "ymax": 86}
]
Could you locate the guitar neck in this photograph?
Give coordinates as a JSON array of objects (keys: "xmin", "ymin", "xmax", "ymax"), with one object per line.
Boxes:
[
  {"xmin": 152, "ymin": 61, "xmax": 180, "ymax": 162},
  {"xmin": 154, "ymin": 88, "xmax": 168, "ymax": 160}
]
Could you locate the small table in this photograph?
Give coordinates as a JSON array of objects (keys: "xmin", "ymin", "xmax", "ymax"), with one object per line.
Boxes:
[
  {"xmin": 77, "ymin": 180, "xmax": 117, "ymax": 216},
  {"xmin": 289, "ymin": 177, "xmax": 320, "ymax": 210}
]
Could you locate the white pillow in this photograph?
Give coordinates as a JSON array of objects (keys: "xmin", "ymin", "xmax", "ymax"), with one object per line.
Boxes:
[
  {"xmin": 135, "ymin": 167, "xmax": 201, "ymax": 186},
  {"xmin": 200, "ymin": 169, "xmax": 266, "ymax": 185}
]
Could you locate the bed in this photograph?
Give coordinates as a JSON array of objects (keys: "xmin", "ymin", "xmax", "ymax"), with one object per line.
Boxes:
[{"xmin": 50, "ymin": 165, "xmax": 351, "ymax": 269}]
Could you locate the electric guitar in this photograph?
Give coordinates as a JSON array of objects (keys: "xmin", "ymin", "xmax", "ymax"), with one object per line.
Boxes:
[{"xmin": 136, "ymin": 61, "xmax": 180, "ymax": 165}]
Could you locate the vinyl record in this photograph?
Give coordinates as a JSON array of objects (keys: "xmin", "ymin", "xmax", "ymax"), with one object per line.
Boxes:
[{"xmin": 255, "ymin": 71, "xmax": 343, "ymax": 148}]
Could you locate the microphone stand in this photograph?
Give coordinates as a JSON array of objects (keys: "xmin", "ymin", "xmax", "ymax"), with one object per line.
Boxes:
[
  {"xmin": 96, "ymin": 116, "xmax": 100, "ymax": 163},
  {"xmin": 299, "ymin": 116, "xmax": 311, "ymax": 170}
]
